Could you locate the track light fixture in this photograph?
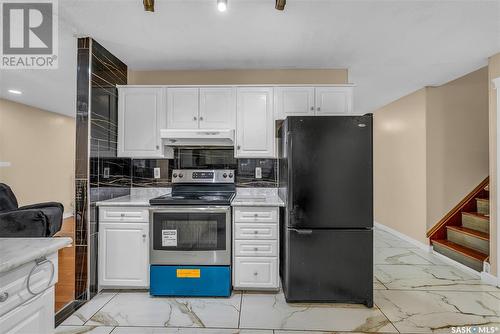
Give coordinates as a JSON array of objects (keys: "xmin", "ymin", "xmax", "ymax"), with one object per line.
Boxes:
[
  {"xmin": 275, "ymin": 0, "xmax": 285, "ymax": 10},
  {"xmin": 275, "ymin": 0, "xmax": 286, "ymax": 10},
  {"xmin": 217, "ymin": 0, "xmax": 227, "ymax": 12},
  {"xmin": 143, "ymin": 0, "xmax": 154, "ymax": 12}
]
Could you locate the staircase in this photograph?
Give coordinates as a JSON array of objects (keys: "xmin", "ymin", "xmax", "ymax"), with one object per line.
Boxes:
[{"xmin": 428, "ymin": 179, "xmax": 490, "ymax": 272}]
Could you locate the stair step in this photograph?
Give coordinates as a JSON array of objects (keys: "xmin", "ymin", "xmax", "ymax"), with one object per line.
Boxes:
[
  {"xmin": 461, "ymin": 212, "xmax": 489, "ymax": 233},
  {"xmin": 446, "ymin": 226, "xmax": 489, "ymax": 254},
  {"xmin": 475, "ymin": 198, "xmax": 489, "ymax": 216},
  {"xmin": 432, "ymin": 239, "xmax": 487, "ymax": 272}
]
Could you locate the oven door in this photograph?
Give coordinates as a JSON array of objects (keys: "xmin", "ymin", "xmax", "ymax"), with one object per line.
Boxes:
[{"xmin": 150, "ymin": 206, "xmax": 231, "ymax": 266}]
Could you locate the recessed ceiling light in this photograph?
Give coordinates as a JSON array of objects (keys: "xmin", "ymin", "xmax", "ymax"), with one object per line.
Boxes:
[
  {"xmin": 143, "ymin": 0, "xmax": 154, "ymax": 12},
  {"xmin": 8, "ymin": 89, "xmax": 22, "ymax": 95},
  {"xmin": 217, "ymin": 0, "xmax": 227, "ymax": 12},
  {"xmin": 275, "ymin": 0, "xmax": 286, "ymax": 10}
]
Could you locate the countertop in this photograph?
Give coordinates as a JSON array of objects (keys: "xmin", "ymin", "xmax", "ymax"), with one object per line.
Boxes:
[
  {"xmin": 96, "ymin": 188, "xmax": 171, "ymax": 206},
  {"xmin": 231, "ymin": 188, "xmax": 284, "ymax": 207},
  {"xmin": 0, "ymin": 237, "xmax": 72, "ymax": 274},
  {"xmin": 96, "ymin": 187, "xmax": 284, "ymax": 207}
]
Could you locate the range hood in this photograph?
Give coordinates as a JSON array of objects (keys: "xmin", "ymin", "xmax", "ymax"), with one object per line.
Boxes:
[{"xmin": 160, "ymin": 129, "xmax": 235, "ymax": 147}]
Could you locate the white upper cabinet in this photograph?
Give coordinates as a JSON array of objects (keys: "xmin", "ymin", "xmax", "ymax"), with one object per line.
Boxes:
[
  {"xmin": 167, "ymin": 87, "xmax": 199, "ymax": 129},
  {"xmin": 236, "ymin": 87, "xmax": 275, "ymax": 158},
  {"xmin": 274, "ymin": 87, "xmax": 315, "ymax": 119},
  {"xmin": 199, "ymin": 87, "xmax": 236, "ymax": 129},
  {"xmin": 315, "ymin": 86, "xmax": 353, "ymax": 115},
  {"xmin": 118, "ymin": 87, "xmax": 164, "ymax": 158},
  {"xmin": 167, "ymin": 87, "xmax": 235, "ymax": 129}
]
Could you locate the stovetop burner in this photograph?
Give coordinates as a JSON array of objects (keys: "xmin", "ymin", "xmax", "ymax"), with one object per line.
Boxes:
[{"xmin": 149, "ymin": 169, "xmax": 235, "ymax": 206}]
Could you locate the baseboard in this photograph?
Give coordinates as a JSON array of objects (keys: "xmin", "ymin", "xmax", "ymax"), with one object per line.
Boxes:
[
  {"xmin": 374, "ymin": 222, "xmax": 500, "ymax": 284},
  {"xmin": 480, "ymin": 271, "xmax": 500, "ymax": 287},
  {"xmin": 374, "ymin": 221, "xmax": 431, "ymax": 252},
  {"xmin": 429, "ymin": 249, "xmax": 481, "ymax": 277}
]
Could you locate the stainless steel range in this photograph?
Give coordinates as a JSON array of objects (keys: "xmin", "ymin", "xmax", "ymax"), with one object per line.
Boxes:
[{"xmin": 148, "ymin": 169, "xmax": 235, "ymax": 297}]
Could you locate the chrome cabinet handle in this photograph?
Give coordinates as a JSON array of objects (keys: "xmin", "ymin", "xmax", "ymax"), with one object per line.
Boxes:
[
  {"xmin": 253, "ymin": 272, "xmax": 258, "ymax": 276},
  {"xmin": 199, "ymin": 117, "xmax": 204, "ymax": 121},
  {"xmin": 317, "ymin": 107, "xmax": 321, "ymax": 112},
  {"xmin": 156, "ymin": 145, "xmax": 160, "ymax": 150},
  {"xmin": 310, "ymin": 106, "xmax": 314, "ymax": 111},
  {"xmin": 237, "ymin": 145, "xmax": 241, "ymax": 150},
  {"xmin": 120, "ymin": 213, "xmax": 125, "ymax": 217},
  {"xmin": 254, "ymin": 247, "xmax": 258, "ymax": 251},
  {"xmin": 142, "ymin": 234, "xmax": 147, "ymax": 238},
  {"xmin": 254, "ymin": 213, "xmax": 258, "ymax": 217},
  {"xmin": 254, "ymin": 230, "xmax": 258, "ymax": 234},
  {"xmin": 193, "ymin": 116, "xmax": 197, "ymax": 121},
  {"xmin": 0, "ymin": 292, "xmax": 8, "ymax": 302}
]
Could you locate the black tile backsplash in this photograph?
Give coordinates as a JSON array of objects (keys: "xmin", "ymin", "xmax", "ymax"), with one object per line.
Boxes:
[
  {"xmin": 129, "ymin": 149, "xmax": 278, "ymax": 188},
  {"xmin": 132, "ymin": 159, "xmax": 172, "ymax": 188}
]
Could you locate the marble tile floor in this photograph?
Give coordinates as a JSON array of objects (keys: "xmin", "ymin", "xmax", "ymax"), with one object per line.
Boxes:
[{"xmin": 57, "ymin": 227, "xmax": 500, "ymax": 334}]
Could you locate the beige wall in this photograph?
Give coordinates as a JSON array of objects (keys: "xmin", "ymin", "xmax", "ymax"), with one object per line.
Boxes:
[
  {"xmin": 0, "ymin": 99, "xmax": 75, "ymax": 214},
  {"xmin": 374, "ymin": 89, "xmax": 428, "ymax": 244},
  {"xmin": 426, "ymin": 68, "xmax": 489, "ymax": 229},
  {"xmin": 374, "ymin": 68, "xmax": 490, "ymax": 246},
  {"xmin": 128, "ymin": 69, "xmax": 348, "ymax": 85},
  {"xmin": 489, "ymin": 53, "xmax": 500, "ymax": 276}
]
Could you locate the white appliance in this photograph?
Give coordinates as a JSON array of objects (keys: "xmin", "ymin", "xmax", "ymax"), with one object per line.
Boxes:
[{"xmin": 160, "ymin": 129, "xmax": 234, "ymax": 147}]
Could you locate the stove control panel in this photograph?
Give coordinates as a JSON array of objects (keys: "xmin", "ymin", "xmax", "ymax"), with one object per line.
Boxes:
[{"xmin": 172, "ymin": 169, "xmax": 235, "ymax": 184}]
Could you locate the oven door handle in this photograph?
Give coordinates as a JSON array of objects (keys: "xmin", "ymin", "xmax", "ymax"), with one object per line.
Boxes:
[{"xmin": 149, "ymin": 206, "xmax": 231, "ymax": 214}]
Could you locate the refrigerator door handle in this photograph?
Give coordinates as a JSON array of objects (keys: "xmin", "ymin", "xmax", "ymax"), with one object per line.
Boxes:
[{"xmin": 289, "ymin": 228, "xmax": 313, "ymax": 235}]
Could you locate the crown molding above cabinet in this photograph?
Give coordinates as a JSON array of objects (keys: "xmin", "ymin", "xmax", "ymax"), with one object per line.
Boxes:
[{"xmin": 117, "ymin": 85, "xmax": 355, "ymax": 159}]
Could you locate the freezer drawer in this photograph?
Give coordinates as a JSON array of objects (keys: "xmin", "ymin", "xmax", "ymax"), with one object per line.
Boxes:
[{"xmin": 282, "ymin": 228, "xmax": 373, "ymax": 306}]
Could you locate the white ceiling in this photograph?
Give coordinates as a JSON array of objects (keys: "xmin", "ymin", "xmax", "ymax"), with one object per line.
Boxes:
[{"xmin": 1, "ymin": 0, "xmax": 499, "ymax": 117}]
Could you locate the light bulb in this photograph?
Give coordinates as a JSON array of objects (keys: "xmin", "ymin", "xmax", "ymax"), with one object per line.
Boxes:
[{"xmin": 217, "ymin": 0, "xmax": 227, "ymax": 12}]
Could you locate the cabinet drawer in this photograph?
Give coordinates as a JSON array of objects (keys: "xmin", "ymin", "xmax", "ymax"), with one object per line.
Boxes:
[
  {"xmin": 234, "ymin": 240, "xmax": 278, "ymax": 257},
  {"xmin": 0, "ymin": 253, "xmax": 58, "ymax": 318},
  {"xmin": 234, "ymin": 257, "xmax": 278, "ymax": 289},
  {"xmin": 0, "ymin": 287, "xmax": 54, "ymax": 334},
  {"xmin": 99, "ymin": 207, "xmax": 149, "ymax": 223},
  {"xmin": 234, "ymin": 207, "xmax": 278, "ymax": 223},
  {"xmin": 234, "ymin": 223, "xmax": 277, "ymax": 240}
]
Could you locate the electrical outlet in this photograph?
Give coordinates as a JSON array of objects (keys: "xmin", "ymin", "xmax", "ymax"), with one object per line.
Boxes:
[
  {"xmin": 154, "ymin": 167, "xmax": 161, "ymax": 179},
  {"xmin": 255, "ymin": 167, "xmax": 262, "ymax": 179},
  {"xmin": 103, "ymin": 167, "xmax": 110, "ymax": 179}
]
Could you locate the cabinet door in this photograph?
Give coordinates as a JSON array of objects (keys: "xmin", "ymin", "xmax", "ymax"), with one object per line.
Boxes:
[
  {"xmin": 199, "ymin": 87, "xmax": 236, "ymax": 129},
  {"xmin": 315, "ymin": 87, "xmax": 353, "ymax": 115},
  {"xmin": 99, "ymin": 222, "xmax": 149, "ymax": 288},
  {"xmin": 118, "ymin": 88, "xmax": 164, "ymax": 157},
  {"xmin": 236, "ymin": 87, "xmax": 275, "ymax": 158},
  {"xmin": 167, "ymin": 88, "xmax": 199, "ymax": 129},
  {"xmin": 0, "ymin": 287, "xmax": 54, "ymax": 334},
  {"xmin": 234, "ymin": 257, "xmax": 278, "ymax": 289},
  {"xmin": 274, "ymin": 87, "xmax": 315, "ymax": 119}
]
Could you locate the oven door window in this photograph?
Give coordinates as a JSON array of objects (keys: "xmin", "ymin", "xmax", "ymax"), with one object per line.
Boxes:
[{"xmin": 153, "ymin": 212, "xmax": 226, "ymax": 251}]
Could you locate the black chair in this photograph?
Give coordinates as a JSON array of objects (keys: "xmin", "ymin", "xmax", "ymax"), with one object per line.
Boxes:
[{"xmin": 0, "ymin": 183, "xmax": 64, "ymax": 237}]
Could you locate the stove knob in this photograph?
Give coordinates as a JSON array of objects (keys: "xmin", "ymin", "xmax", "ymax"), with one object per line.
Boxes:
[
  {"xmin": 172, "ymin": 173, "xmax": 177, "ymax": 178},
  {"xmin": 179, "ymin": 173, "xmax": 184, "ymax": 178},
  {"xmin": 229, "ymin": 173, "xmax": 233, "ymax": 178},
  {"xmin": 223, "ymin": 173, "xmax": 227, "ymax": 178}
]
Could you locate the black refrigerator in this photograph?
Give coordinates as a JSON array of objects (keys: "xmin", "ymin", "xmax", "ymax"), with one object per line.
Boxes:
[{"xmin": 278, "ymin": 115, "xmax": 373, "ymax": 307}]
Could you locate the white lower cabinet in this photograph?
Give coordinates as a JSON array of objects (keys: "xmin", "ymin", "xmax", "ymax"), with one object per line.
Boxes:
[
  {"xmin": 232, "ymin": 206, "xmax": 279, "ymax": 290},
  {"xmin": 0, "ymin": 287, "xmax": 54, "ymax": 334},
  {"xmin": 234, "ymin": 257, "xmax": 278, "ymax": 289},
  {"xmin": 99, "ymin": 211, "xmax": 149, "ymax": 289}
]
